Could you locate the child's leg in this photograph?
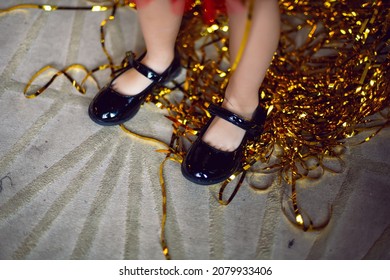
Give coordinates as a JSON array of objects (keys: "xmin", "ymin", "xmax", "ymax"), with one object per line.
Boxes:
[
  {"xmin": 202, "ymin": 0, "xmax": 280, "ymax": 151},
  {"xmin": 113, "ymin": 0, "xmax": 185, "ymax": 95}
]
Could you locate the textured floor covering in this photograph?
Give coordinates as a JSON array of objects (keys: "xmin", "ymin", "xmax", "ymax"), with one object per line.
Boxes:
[{"xmin": 0, "ymin": 0, "xmax": 390, "ymax": 260}]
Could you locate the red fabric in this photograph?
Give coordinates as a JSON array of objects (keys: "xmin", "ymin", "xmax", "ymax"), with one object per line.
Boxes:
[
  {"xmin": 134, "ymin": 0, "xmax": 228, "ymax": 25},
  {"xmin": 184, "ymin": 0, "xmax": 227, "ymax": 24}
]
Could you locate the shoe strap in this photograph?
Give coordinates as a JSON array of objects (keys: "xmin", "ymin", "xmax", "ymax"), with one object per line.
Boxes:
[
  {"xmin": 207, "ymin": 103, "xmax": 265, "ymax": 135},
  {"xmin": 122, "ymin": 51, "xmax": 164, "ymax": 83}
]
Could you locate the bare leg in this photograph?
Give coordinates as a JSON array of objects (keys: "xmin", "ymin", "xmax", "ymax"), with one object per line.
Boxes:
[
  {"xmin": 202, "ymin": 0, "xmax": 280, "ymax": 151},
  {"xmin": 113, "ymin": 0, "xmax": 185, "ymax": 95}
]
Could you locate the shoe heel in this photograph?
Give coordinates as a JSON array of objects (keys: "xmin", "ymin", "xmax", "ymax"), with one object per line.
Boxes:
[{"xmin": 166, "ymin": 66, "xmax": 182, "ymax": 82}]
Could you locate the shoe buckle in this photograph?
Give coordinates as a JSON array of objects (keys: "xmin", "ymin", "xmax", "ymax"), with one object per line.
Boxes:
[
  {"xmin": 247, "ymin": 124, "xmax": 263, "ymax": 137},
  {"xmin": 122, "ymin": 51, "xmax": 135, "ymax": 68}
]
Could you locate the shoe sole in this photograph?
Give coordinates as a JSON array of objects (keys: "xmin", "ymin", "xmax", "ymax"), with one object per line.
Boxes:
[{"xmin": 180, "ymin": 162, "xmax": 240, "ymax": 186}]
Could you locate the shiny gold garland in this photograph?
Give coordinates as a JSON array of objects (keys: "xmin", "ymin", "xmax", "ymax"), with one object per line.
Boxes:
[
  {"xmin": 1, "ymin": 0, "xmax": 389, "ymax": 258},
  {"xmin": 168, "ymin": 0, "xmax": 390, "ymax": 231}
]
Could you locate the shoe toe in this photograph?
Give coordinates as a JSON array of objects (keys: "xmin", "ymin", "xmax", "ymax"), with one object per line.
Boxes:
[
  {"xmin": 89, "ymin": 87, "xmax": 136, "ymax": 126},
  {"xmin": 181, "ymin": 139, "xmax": 242, "ymax": 185},
  {"xmin": 89, "ymin": 89, "xmax": 115, "ymax": 124},
  {"xmin": 90, "ymin": 103, "xmax": 120, "ymax": 122}
]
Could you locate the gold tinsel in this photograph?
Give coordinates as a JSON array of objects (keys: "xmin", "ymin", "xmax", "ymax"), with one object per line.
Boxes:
[
  {"xmin": 1, "ymin": 0, "xmax": 389, "ymax": 258},
  {"xmin": 162, "ymin": 0, "xmax": 390, "ymax": 230}
]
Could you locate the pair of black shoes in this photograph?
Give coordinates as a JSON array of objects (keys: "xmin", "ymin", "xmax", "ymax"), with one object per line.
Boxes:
[{"xmin": 89, "ymin": 51, "xmax": 266, "ymax": 185}]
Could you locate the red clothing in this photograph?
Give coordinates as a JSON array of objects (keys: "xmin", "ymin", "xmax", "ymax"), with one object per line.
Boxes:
[
  {"xmin": 135, "ymin": 0, "xmax": 228, "ymax": 24},
  {"xmin": 183, "ymin": 0, "xmax": 227, "ymax": 24}
]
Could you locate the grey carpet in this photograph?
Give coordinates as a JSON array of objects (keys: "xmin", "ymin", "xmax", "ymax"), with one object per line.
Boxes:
[{"xmin": 1, "ymin": 0, "xmax": 389, "ymax": 259}]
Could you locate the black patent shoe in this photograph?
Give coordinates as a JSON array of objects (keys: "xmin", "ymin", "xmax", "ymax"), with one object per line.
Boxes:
[
  {"xmin": 88, "ymin": 51, "xmax": 181, "ymax": 126},
  {"xmin": 181, "ymin": 103, "xmax": 267, "ymax": 185}
]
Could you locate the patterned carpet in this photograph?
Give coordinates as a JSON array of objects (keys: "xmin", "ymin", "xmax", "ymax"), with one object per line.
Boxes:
[{"xmin": 0, "ymin": 0, "xmax": 389, "ymax": 259}]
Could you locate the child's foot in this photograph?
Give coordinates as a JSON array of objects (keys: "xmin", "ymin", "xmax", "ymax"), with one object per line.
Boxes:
[
  {"xmin": 112, "ymin": 53, "xmax": 174, "ymax": 96},
  {"xmin": 181, "ymin": 94, "xmax": 266, "ymax": 185},
  {"xmin": 88, "ymin": 51, "xmax": 180, "ymax": 126},
  {"xmin": 202, "ymin": 95, "xmax": 259, "ymax": 151}
]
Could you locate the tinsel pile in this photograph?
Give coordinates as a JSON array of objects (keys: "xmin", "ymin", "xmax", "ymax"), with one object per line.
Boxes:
[
  {"xmin": 1, "ymin": 0, "xmax": 389, "ymax": 259},
  {"xmin": 153, "ymin": 0, "xmax": 390, "ymax": 230}
]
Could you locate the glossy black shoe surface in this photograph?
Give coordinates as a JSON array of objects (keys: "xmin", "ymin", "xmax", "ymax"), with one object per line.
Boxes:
[
  {"xmin": 89, "ymin": 51, "xmax": 181, "ymax": 126},
  {"xmin": 181, "ymin": 103, "xmax": 267, "ymax": 185}
]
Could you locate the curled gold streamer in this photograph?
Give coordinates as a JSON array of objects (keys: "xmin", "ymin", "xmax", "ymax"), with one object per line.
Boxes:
[
  {"xmin": 100, "ymin": 4, "xmax": 118, "ymax": 76},
  {"xmin": 0, "ymin": 4, "xmax": 40, "ymax": 12},
  {"xmin": 226, "ymin": 0, "xmax": 254, "ymax": 74},
  {"xmin": 22, "ymin": 64, "xmax": 110, "ymax": 98},
  {"xmin": 159, "ymin": 157, "xmax": 171, "ymax": 260},
  {"xmin": 218, "ymin": 171, "xmax": 247, "ymax": 205},
  {"xmin": 119, "ymin": 124, "xmax": 170, "ymax": 150},
  {"xmin": 0, "ymin": 4, "xmax": 113, "ymax": 13}
]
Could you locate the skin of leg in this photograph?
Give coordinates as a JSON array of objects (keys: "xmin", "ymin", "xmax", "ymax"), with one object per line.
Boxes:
[
  {"xmin": 113, "ymin": 0, "xmax": 185, "ymax": 96},
  {"xmin": 202, "ymin": 0, "xmax": 280, "ymax": 151}
]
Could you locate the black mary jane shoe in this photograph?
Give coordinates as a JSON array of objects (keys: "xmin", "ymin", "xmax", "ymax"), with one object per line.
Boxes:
[
  {"xmin": 88, "ymin": 51, "xmax": 181, "ymax": 126},
  {"xmin": 181, "ymin": 103, "xmax": 267, "ymax": 185}
]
